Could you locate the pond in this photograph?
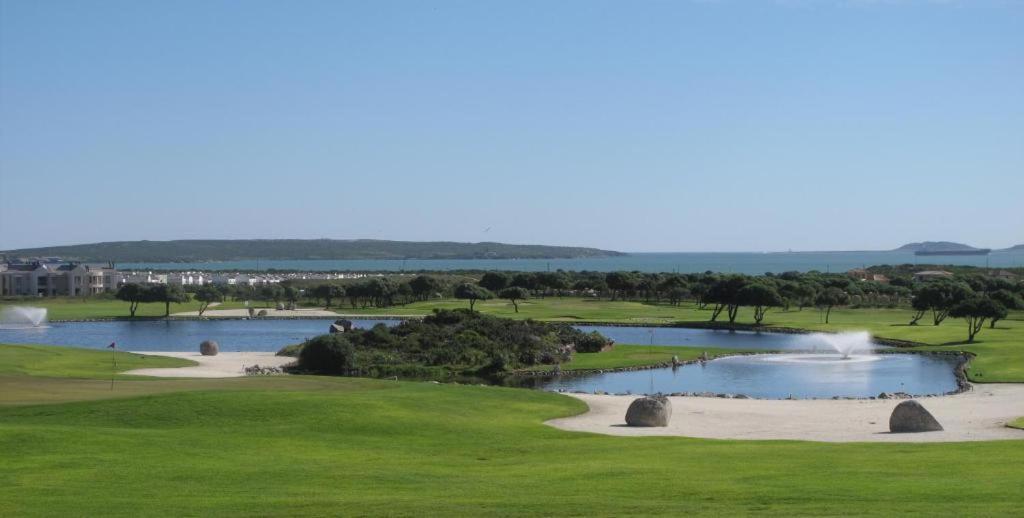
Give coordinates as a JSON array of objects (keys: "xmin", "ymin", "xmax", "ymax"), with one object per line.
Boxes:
[
  {"xmin": 0, "ymin": 319, "xmax": 398, "ymax": 352},
  {"xmin": 530, "ymin": 353, "xmax": 961, "ymax": 399},
  {"xmin": 0, "ymin": 319, "xmax": 959, "ymax": 399},
  {"xmin": 1, "ymin": 320, "xmax": 864, "ymax": 352}
]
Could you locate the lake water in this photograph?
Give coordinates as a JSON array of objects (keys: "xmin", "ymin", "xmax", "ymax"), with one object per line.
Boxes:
[
  {"xmin": 2, "ymin": 320, "xmax": 882, "ymax": 352},
  {"xmin": 2, "ymin": 320, "xmax": 954, "ymax": 399},
  {"xmin": 533, "ymin": 353, "xmax": 960, "ymax": 399},
  {"xmin": 0, "ymin": 319, "xmax": 398, "ymax": 352},
  {"xmin": 119, "ymin": 250, "xmax": 1024, "ymax": 274}
]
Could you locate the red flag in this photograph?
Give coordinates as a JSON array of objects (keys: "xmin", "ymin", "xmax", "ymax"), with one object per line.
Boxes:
[{"xmin": 108, "ymin": 342, "xmax": 116, "ymax": 349}]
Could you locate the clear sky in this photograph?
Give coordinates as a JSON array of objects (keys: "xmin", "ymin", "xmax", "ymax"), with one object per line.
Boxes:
[{"xmin": 1, "ymin": 0, "xmax": 1022, "ymax": 252}]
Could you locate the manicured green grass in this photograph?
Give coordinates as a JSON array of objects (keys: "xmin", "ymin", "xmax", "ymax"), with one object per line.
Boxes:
[
  {"xmin": 1009, "ymin": 418, "xmax": 1024, "ymax": 430},
  {"xmin": 0, "ymin": 343, "xmax": 194, "ymax": 379},
  {"xmin": 2, "ymin": 361, "xmax": 1024, "ymax": 516},
  {"xmin": 524, "ymin": 345, "xmax": 752, "ymax": 372},
  {"xmin": 0, "ymin": 297, "xmax": 247, "ymax": 320}
]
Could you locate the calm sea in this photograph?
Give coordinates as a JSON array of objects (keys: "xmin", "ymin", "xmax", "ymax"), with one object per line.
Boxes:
[{"xmin": 119, "ymin": 250, "xmax": 1024, "ymax": 274}]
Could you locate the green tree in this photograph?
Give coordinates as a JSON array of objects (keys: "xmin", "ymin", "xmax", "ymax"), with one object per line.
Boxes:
[
  {"xmin": 912, "ymin": 280, "xmax": 974, "ymax": 326},
  {"xmin": 988, "ymin": 289, "xmax": 1023, "ymax": 328},
  {"xmin": 478, "ymin": 272, "xmax": 510, "ymax": 292},
  {"xmin": 498, "ymin": 286, "xmax": 530, "ymax": 313},
  {"xmin": 115, "ymin": 283, "xmax": 150, "ymax": 318},
  {"xmin": 604, "ymin": 272, "xmax": 637, "ymax": 301},
  {"xmin": 737, "ymin": 283, "xmax": 784, "ymax": 324},
  {"xmin": 409, "ymin": 275, "xmax": 442, "ymax": 301},
  {"xmin": 259, "ymin": 284, "xmax": 285, "ymax": 307},
  {"xmin": 193, "ymin": 285, "xmax": 223, "ymax": 316},
  {"xmin": 949, "ymin": 296, "xmax": 1007, "ymax": 342},
  {"xmin": 705, "ymin": 275, "xmax": 748, "ymax": 323},
  {"xmin": 149, "ymin": 284, "xmax": 189, "ymax": 317},
  {"xmin": 454, "ymin": 283, "xmax": 494, "ymax": 311},
  {"xmin": 814, "ymin": 287, "xmax": 849, "ymax": 324}
]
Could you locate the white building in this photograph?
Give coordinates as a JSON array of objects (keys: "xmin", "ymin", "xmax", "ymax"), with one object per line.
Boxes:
[{"xmin": 1, "ymin": 262, "xmax": 123, "ymax": 297}]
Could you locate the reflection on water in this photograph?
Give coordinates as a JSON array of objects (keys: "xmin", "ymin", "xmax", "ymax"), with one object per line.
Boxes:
[
  {"xmin": 533, "ymin": 353, "xmax": 959, "ymax": 399},
  {"xmin": 1, "ymin": 320, "xmax": 886, "ymax": 352},
  {"xmin": 0, "ymin": 319, "xmax": 398, "ymax": 352}
]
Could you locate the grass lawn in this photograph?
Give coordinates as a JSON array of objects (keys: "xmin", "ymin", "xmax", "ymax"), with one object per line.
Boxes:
[
  {"xmin": 1010, "ymin": 418, "xmax": 1024, "ymax": 430},
  {"xmin": 1, "ymin": 344, "xmax": 1023, "ymax": 516},
  {"xmin": 0, "ymin": 297, "xmax": 248, "ymax": 320},
  {"xmin": 524, "ymin": 345, "xmax": 752, "ymax": 373}
]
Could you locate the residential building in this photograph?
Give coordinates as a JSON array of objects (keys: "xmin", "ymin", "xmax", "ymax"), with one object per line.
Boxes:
[{"xmin": 1, "ymin": 262, "xmax": 123, "ymax": 297}]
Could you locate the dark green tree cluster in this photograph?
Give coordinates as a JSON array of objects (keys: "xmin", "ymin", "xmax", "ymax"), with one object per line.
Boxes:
[{"xmin": 293, "ymin": 309, "xmax": 613, "ymax": 378}]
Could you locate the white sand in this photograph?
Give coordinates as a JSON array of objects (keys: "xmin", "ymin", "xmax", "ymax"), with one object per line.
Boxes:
[
  {"xmin": 172, "ymin": 308, "xmax": 341, "ymax": 318},
  {"xmin": 125, "ymin": 352, "xmax": 294, "ymax": 378},
  {"xmin": 546, "ymin": 384, "xmax": 1024, "ymax": 443}
]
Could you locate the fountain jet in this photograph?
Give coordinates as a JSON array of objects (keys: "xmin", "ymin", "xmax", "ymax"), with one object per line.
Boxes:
[
  {"xmin": 806, "ymin": 331, "xmax": 873, "ymax": 359},
  {"xmin": 0, "ymin": 306, "xmax": 49, "ymax": 328}
]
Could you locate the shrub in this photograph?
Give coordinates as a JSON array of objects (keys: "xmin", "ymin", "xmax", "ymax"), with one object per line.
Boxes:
[
  {"xmin": 276, "ymin": 343, "xmax": 304, "ymax": 357},
  {"xmin": 298, "ymin": 334, "xmax": 356, "ymax": 374},
  {"xmin": 574, "ymin": 331, "xmax": 612, "ymax": 353}
]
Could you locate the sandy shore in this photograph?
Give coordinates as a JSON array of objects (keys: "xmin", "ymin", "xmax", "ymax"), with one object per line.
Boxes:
[
  {"xmin": 125, "ymin": 352, "xmax": 294, "ymax": 378},
  {"xmin": 172, "ymin": 308, "xmax": 341, "ymax": 318},
  {"xmin": 546, "ymin": 384, "xmax": 1024, "ymax": 442}
]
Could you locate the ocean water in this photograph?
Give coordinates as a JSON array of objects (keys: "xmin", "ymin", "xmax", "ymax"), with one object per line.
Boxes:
[{"xmin": 120, "ymin": 250, "xmax": 1024, "ymax": 274}]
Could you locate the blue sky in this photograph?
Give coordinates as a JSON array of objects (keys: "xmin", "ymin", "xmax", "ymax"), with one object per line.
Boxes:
[{"xmin": 1, "ymin": 0, "xmax": 1022, "ymax": 252}]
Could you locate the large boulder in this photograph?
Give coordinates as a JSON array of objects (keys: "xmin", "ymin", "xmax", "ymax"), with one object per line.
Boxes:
[
  {"xmin": 276, "ymin": 302, "xmax": 285, "ymax": 311},
  {"xmin": 257, "ymin": 309, "xmax": 268, "ymax": 317},
  {"xmin": 328, "ymin": 323, "xmax": 346, "ymax": 334},
  {"xmin": 334, "ymin": 319, "xmax": 353, "ymax": 332},
  {"xmin": 625, "ymin": 396, "xmax": 672, "ymax": 427},
  {"xmin": 889, "ymin": 400, "xmax": 943, "ymax": 433},
  {"xmin": 199, "ymin": 340, "xmax": 219, "ymax": 356}
]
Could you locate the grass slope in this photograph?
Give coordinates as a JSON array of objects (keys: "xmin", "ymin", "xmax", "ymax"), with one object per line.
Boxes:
[
  {"xmin": 0, "ymin": 298, "xmax": 247, "ymax": 320},
  {"xmin": 1, "ymin": 369, "xmax": 1023, "ymax": 515},
  {"xmin": 0, "ymin": 344, "xmax": 194, "ymax": 379}
]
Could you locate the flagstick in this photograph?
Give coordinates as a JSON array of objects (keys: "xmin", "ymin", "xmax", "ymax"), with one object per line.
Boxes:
[{"xmin": 111, "ymin": 346, "xmax": 116, "ymax": 391}]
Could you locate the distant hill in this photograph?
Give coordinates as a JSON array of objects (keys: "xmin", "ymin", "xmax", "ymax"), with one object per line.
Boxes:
[
  {"xmin": 0, "ymin": 239, "xmax": 625, "ymax": 263},
  {"xmin": 894, "ymin": 241, "xmax": 982, "ymax": 253},
  {"xmin": 999, "ymin": 244, "xmax": 1024, "ymax": 252}
]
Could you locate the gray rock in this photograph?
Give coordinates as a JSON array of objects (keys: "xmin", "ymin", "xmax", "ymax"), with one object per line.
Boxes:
[
  {"xmin": 256, "ymin": 309, "xmax": 268, "ymax": 317},
  {"xmin": 199, "ymin": 340, "xmax": 219, "ymax": 356},
  {"xmin": 889, "ymin": 400, "xmax": 943, "ymax": 433},
  {"xmin": 329, "ymin": 323, "xmax": 346, "ymax": 334},
  {"xmin": 625, "ymin": 396, "xmax": 672, "ymax": 427},
  {"xmin": 276, "ymin": 302, "xmax": 285, "ymax": 311}
]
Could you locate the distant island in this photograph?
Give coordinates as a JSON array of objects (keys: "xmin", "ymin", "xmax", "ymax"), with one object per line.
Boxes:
[
  {"xmin": 894, "ymin": 241, "xmax": 983, "ymax": 253},
  {"xmin": 0, "ymin": 239, "xmax": 626, "ymax": 263},
  {"xmin": 894, "ymin": 241, "xmax": 992, "ymax": 256}
]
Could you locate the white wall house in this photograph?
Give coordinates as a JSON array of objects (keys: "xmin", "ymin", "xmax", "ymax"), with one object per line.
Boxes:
[{"xmin": 0, "ymin": 262, "xmax": 123, "ymax": 297}]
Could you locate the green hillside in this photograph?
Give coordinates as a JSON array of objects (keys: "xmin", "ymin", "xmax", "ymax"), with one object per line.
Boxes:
[{"xmin": 1, "ymin": 239, "xmax": 624, "ymax": 262}]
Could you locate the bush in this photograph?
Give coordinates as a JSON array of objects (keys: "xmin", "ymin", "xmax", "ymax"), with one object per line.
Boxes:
[
  {"xmin": 575, "ymin": 331, "xmax": 612, "ymax": 353},
  {"xmin": 298, "ymin": 334, "xmax": 356, "ymax": 374},
  {"xmin": 276, "ymin": 343, "xmax": 304, "ymax": 357}
]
